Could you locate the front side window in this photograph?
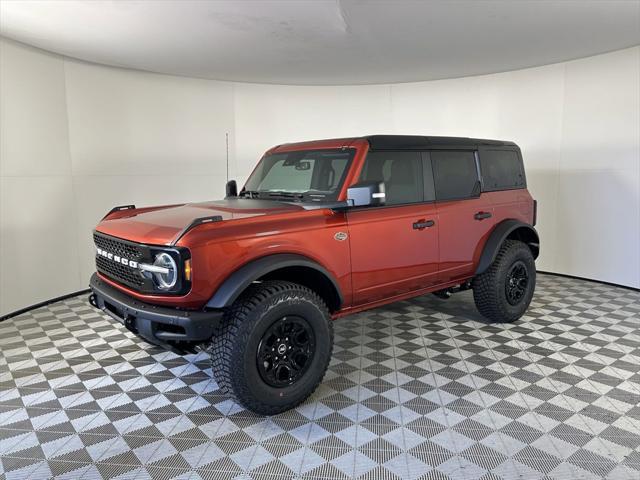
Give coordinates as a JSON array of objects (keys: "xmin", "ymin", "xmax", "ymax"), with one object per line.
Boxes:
[
  {"xmin": 431, "ymin": 150, "xmax": 479, "ymax": 201},
  {"xmin": 243, "ymin": 149, "xmax": 355, "ymax": 201},
  {"xmin": 479, "ymin": 149, "xmax": 526, "ymax": 191},
  {"xmin": 359, "ymin": 151, "xmax": 423, "ymax": 205}
]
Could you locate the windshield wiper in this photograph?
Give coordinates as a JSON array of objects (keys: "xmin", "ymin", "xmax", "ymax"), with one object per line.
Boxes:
[
  {"xmin": 240, "ymin": 190, "xmax": 306, "ymax": 201},
  {"xmin": 240, "ymin": 190, "xmax": 261, "ymax": 198},
  {"xmin": 267, "ymin": 191, "xmax": 305, "ymax": 201}
]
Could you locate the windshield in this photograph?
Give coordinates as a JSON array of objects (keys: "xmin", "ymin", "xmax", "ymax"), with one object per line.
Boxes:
[{"xmin": 243, "ymin": 148, "xmax": 355, "ymax": 201}]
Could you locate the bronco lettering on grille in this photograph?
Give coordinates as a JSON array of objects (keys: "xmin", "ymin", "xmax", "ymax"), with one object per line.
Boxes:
[{"xmin": 96, "ymin": 247, "xmax": 139, "ymax": 269}]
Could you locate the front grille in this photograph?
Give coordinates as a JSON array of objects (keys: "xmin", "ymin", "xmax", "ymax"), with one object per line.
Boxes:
[
  {"xmin": 93, "ymin": 231, "xmax": 190, "ymax": 295},
  {"xmin": 94, "ymin": 233, "xmax": 143, "ymax": 261},
  {"xmin": 96, "ymin": 255, "xmax": 144, "ymax": 287},
  {"xmin": 94, "ymin": 232, "xmax": 146, "ymax": 289}
]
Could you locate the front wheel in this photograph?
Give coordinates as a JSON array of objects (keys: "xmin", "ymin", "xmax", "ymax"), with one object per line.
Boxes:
[
  {"xmin": 207, "ymin": 281, "xmax": 333, "ymax": 415},
  {"xmin": 472, "ymin": 240, "xmax": 536, "ymax": 323}
]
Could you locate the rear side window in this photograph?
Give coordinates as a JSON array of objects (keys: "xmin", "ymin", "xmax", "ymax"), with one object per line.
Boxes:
[
  {"xmin": 480, "ymin": 149, "xmax": 526, "ymax": 191},
  {"xmin": 431, "ymin": 151, "xmax": 479, "ymax": 201},
  {"xmin": 359, "ymin": 151, "xmax": 423, "ymax": 205}
]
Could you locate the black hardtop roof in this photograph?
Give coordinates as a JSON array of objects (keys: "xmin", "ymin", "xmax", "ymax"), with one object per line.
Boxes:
[{"xmin": 364, "ymin": 135, "xmax": 518, "ymax": 150}]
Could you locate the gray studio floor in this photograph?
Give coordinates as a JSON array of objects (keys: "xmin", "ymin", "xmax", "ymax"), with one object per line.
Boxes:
[{"xmin": 0, "ymin": 274, "xmax": 639, "ymax": 480}]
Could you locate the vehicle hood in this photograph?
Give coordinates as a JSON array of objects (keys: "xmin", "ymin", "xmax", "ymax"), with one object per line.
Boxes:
[{"xmin": 95, "ymin": 198, "xmax": 306, "ymax": 245}]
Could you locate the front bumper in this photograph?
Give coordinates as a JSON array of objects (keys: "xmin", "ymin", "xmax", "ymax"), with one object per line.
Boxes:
[{"xmin": 89, "ymin": 273, "xmax": 222, "ymax": 354}]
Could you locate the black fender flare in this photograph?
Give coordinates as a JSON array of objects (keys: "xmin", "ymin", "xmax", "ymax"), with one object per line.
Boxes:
[
  {"xmin": 206, "ymin": 253, "xmax": 344, "ymax": 309},
  {"xmin": 475, "ymin": 220, "xmax": 539, "ymax": 275}
]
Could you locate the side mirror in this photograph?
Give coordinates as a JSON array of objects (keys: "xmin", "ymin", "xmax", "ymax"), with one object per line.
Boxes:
[
  {"xmin": 346, "ymin": 181, "xmax": 386, "ymax": 207},
  {"xmin": 225, "ymin": 180, "xmax": 238, "ymax": 198}
]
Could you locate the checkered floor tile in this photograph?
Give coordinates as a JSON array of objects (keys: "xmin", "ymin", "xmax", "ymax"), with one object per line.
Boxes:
[{"xmin": 0, "ymin": 274, "xmax": 639, "ymax": 480}]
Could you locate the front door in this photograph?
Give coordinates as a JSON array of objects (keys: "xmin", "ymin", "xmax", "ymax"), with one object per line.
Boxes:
[{"xmin": 347, "ymin": 151, "xmax": 439, "ymax": 306}]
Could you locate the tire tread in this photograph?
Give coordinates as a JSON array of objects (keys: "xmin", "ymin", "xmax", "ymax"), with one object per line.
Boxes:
[
  {"xmin": 472, "ymin": 239, "xmax": 535, "ymax": 323},
  {"xmin": 208, "ymin": 280, "xmax": 332, "ymax": 415}
]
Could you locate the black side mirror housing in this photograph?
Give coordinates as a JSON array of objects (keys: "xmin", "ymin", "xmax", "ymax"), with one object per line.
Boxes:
[
  {"xmin": 346, "ymin": 181, "xmax": 386, "ymax": 207},
  {"xmin": 225, "ymin": 180, "xmax": 238, "ymax": 198}
]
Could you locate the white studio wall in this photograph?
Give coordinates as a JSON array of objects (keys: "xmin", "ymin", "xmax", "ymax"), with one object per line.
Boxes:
[
  {"xmin": 64, "ymin": 60, "xmax": 235, "ymax": 292},
  {"xmin": 1, "ymin": 40, "xmax": 79, "ymax": 315},
  {"xmin": 1, "ymin": 38, "xmax": 638, "ymax": 315},
  {"xmin": 0, "ymin": 39, "xmax": 236, "ymax": 314}
]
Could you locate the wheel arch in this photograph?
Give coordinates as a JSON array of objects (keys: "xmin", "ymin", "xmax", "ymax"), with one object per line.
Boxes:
[
  {"xmin": 206, "ymin": 254, "xmax": 343, "ymax": 312},
  {"xmin": 476, "ymin": 220, "xmax": 539, "ymax": 275}
]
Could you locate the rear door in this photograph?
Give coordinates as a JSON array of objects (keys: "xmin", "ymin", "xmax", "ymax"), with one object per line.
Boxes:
[
  {"xmin": 429, "ymin": 150, "xmax": 495, "ymax": 283},
  {"xmin": 347, "ymin": 151, "xmax": 439, "ymax": 306}
]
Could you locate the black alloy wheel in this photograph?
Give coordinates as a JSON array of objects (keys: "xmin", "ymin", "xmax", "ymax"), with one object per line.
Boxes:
[
  {"xmin": 505, "ymin": 260, "xmax": 529, "ymax": 305},
  {"xmin": 208, "ymin": 280, "xmax": 333, "ymax": 415},
  {"xmin": 472, "ymin": 239, "xmax": 536, "ymax": 323},
  {"xmin": 257, "ymin": 316, "xmax": 316, "ymax": 387}
]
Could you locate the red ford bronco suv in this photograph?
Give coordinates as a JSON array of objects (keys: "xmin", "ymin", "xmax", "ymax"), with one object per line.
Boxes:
[{"xmin": 89, "ymin": 135, "xmax": 539, "ymax": 414}]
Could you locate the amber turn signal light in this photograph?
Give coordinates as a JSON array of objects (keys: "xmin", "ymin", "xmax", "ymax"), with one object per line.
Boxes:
[{"xmin": 184, "ymin": 259, "xmax": 192, "ymax": 281}]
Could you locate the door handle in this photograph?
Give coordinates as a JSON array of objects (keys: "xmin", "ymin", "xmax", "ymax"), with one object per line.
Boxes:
[
  {"xmin": 413, "ymin": 220, "xmax": 435, "ymax": 230},
  {"xmin": 474, "ymin": 212, "xmax": 492, "ymax": 220}
]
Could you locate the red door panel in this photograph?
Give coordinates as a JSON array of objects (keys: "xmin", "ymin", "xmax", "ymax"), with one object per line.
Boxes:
[
  {"xmin": 436, "ymin": 196, "xmax": 495, "ymax": 283},
  {"xmin": 348, "ymin": 204, "xmax": 439, "ymax": 306}
]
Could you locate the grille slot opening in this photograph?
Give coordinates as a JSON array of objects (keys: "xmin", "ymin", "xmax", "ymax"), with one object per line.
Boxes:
[
  {"xmin": 156, "ymin": 324, "xmax": 186, "ymax": 335},
  {"xmin": 103, "ymin": 301, "xmax": 121, "ymax": 318}
]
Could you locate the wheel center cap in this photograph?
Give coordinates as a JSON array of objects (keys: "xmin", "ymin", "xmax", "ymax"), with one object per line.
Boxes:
[{"xmin": 277, "ymin": 344, "xmax": 287, "ymax": 355}]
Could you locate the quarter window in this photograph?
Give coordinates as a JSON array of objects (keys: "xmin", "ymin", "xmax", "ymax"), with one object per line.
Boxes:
[
  {"xmin": 359, "ymin": 151, "xmax": 423, "ymax": 205},
  {"xmin": 480, "ymin": 150, "xmax": 526, "ymax": 191},
  {"xmin": 431, "ymin": 151, "xmax": 479, "ymax": 201}
]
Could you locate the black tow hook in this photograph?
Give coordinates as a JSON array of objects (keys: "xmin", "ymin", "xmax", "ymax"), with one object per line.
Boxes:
[
  {"xmin": 88, "ymin": 293, "xmax": 98, "ymax": 309},
  {"xmin": 122, "ymin": 313, "xmax": 137, "ymax": 333}
]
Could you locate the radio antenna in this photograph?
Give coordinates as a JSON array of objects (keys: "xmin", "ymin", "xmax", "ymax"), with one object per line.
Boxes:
[{"xmin": 225, "ymin": 132, "xmax": 229, "ymax": 182}]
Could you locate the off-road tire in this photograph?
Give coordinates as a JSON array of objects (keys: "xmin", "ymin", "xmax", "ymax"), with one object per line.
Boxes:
[
  {"xmin": 208, "ymin": 281, "xmax": 333, "ymax": 415},
  {"xmin": 472, "ymin": 240, "xmax": 536, "ymax": 323}
]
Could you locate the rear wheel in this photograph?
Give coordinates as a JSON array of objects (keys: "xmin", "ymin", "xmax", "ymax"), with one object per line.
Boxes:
[
  {"xmin": 472, "ymin": 240, "xmax": 536, "ymax": 323},
  {"xmin": 207, "ymin": 281, "xmax": 333, "ymax": 415}
]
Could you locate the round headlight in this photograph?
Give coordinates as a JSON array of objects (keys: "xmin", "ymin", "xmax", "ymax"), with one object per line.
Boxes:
[{"xmin": 153, "ymin": 253, "xmax": 177, "ymax": 290}]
